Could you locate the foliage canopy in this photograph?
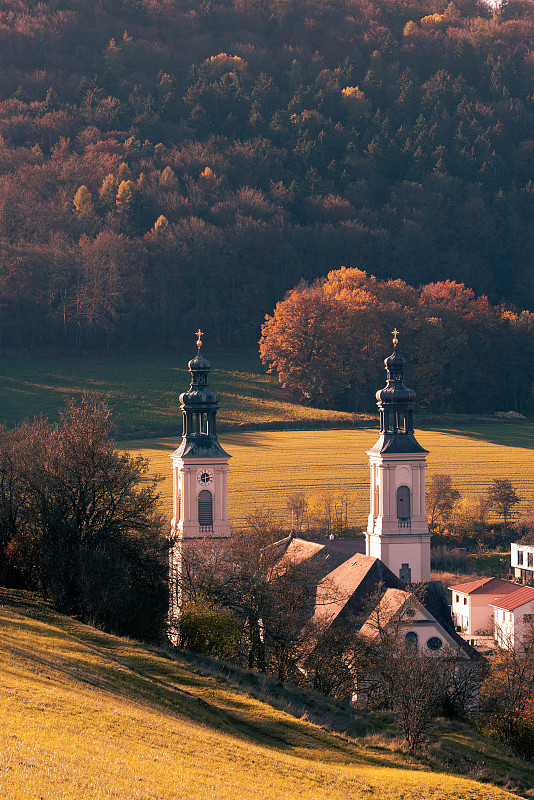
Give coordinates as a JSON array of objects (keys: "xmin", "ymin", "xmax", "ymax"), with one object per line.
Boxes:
[
  {"xmin": 260, "ymin": 268, "xmax": 534, "ymax": 413},
  {"xmin": 0, "ymin": 0, "xmax": 533, "ymax": 352}
]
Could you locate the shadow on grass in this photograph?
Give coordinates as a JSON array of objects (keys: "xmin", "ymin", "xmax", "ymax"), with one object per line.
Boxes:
[
  {"xmin": 0, "ymin": 592, "xmax": 414, "ymax": 772},
  {"xmin": 418, "ymin": 421, "xmax": 534, "ymax": 450}
]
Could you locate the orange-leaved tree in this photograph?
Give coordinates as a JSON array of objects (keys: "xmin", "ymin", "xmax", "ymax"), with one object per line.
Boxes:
[{"xmin": 260, "ymin": 268, "xmax": 534, "ymax": 413}]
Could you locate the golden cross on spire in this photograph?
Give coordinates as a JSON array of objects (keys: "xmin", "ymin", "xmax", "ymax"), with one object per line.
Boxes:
[
  {"xmin": 196, "ymin": 328, "xmax": 203, "ymax": 349},
  {"xmin": 392, "ymin": 328, "xmax": 399, "ymax": 348}
]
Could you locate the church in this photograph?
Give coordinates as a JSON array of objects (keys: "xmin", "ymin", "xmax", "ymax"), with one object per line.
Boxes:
[{"xmin": 168, "ymin": 330, "xmax": 473, "ymax": 660}]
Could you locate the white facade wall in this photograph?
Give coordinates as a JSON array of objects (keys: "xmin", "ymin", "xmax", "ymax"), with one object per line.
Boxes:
[
  {"xmin": 493, "ymin": 600, "xmax": 534, "ymax": 649},
  {"xmin": 170, "ymin": 454, "xmax": 231, "ymax": 540},
  {"xmin": 403, "ymin": 607, "xmax": 461, "ymax": 653},
  {"xmin": 366, "ymin": 451, "xmax": 430, "ymax": 582},
  {"xmin": 450, "ymin": 592, "xmax": 498, "ymax": 636},
  {"xmin": 511, "ymin": 542, "xmax": 534, "ymax": 581}
]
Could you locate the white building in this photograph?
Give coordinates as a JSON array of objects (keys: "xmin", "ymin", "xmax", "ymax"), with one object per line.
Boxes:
[
  {"xmin": 449, "ymin": 577, "xmax": 517, "ymax": 636},
  {"xmin": 365, "ymin": 334, "xmax": 430, "ymax": 584},
  {"xmin": 511, "ymin": 541, "xmax": 534, "ymax": 582},
  {"xmin": 491, "ymin": 586, "xmax": 534, "ymax": 648}
]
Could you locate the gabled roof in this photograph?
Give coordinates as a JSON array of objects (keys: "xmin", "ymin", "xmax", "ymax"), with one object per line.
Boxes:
[
  {"xmin": 311, "ymin": 552, "xmax": 400, "ymax": 628},
  {"xmin": 449, "ymin": 577, "xmax": 517, "ymax": 596},
  {"xmin": 355, "ymin": 586, "xmax": 477, "ymax": 658},
  {"xmin": 269, "ymin": 537, "xmax": 477, "ymax": 659},
  {"xmin": 269, "ymin": 536, "xmax": 369, "ymax": 583},
  {"xmin": 358, "ymin": 588, "xmax": 412, "ymax": 640},
  {"xmin": 491, "ymin": 585, "xmax": 534, "ymax": 612}
]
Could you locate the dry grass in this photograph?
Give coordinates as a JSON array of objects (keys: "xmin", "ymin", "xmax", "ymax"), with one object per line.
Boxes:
[
  {"xmin": 126, "ymin": 426, "xmax": 534, "ymax": 527},
  {"xmin": 0, "ymin": 589, "xmax": 528, "ymax": 800}
]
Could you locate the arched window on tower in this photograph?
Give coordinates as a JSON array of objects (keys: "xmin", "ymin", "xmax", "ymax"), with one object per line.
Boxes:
[
  {"xmin": 198, "ymin": 489, "xmax": 213, "ymax": 531},
  {"xmin": 397, "ymin": 485, "xmax": 411, "ymax": 523}
]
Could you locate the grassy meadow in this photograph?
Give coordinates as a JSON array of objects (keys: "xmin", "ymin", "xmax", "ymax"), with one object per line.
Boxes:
[
  {"xmin": 0, "ymin": 351, "xmax": 532, "ymax": 526},
  {"xmin": 0, "ymin": 351, "xmax": 353, "ymax": 437},
  {"xmin": 126, "ymin": 426, "xmax": 534, "ymax": 527},
  {"xmin": 0, "ymin": 588, "xmax": 531, "ymax": 800}
]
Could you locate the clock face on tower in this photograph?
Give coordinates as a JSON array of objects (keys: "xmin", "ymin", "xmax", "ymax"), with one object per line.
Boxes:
[{"xmin": 197, "ymin": 468, "xmax": 214, "ymax": 486}]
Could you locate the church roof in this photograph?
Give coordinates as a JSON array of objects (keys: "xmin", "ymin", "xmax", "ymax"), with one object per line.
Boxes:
[
  {"xmin": 367, "ymin": 433, "xmax": 428, "ymax": 455},
  {"xmin": 270, "ymin": 537, "xmax": 476, "ymax": 658},
  {"xmin": 358, "ymin": 588, "xmax": 415, "ymax": 640},
  {"xmin": 449, "ymin": 577, "xmax": 518, "ymax": 596},
  {"xmin": 311, "ymin": 552, "xmax": 396, "ymax": 627},
  {"xmin": 175, "ymin": 335, "xmax": 230, "ymax": 460}
]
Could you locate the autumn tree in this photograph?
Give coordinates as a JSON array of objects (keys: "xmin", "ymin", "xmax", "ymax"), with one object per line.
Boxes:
[
  {"xmin": 116, "ymin": 179, "xmax": 136, "ymax": 214},
  {"xmin": 286, "ymin": 492, "xmax": 308, "ymax": 533},
  {"xmin": 426, "ymin": 474, "xmax": 461, "ymax": 528},
  {"xmin": 99, "ymin": 173, "xmax": 118, "ymax": 208},
  {"xmin": 175, "ymin": 510, "xmax": 347, "ymax": 681},
  {"xmin": 488, "ymin": 479, "xmax": 521, "ymax": 532},
  {"xmin": 261, "ymin": 269, "xmax": 534, "ymax": 414},
  {"xmin": 0, "ymin": 397, "xmax": 168, "ymax": 640},
  {"xmin": 480, "ymin": 624, "xmax": 534, "ymax": 757},
  {"xmin": 73, "ymin": 185, "xmax": 95, "ymax": 218}
]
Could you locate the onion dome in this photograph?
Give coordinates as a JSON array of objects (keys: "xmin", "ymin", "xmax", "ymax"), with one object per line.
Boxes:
[
  {"xmin": 174, "ymin": 330, "xmax": 230, "ymax": 459},
  {"xmin": 180, "ymin": 349, "xmax": 220, "ymax": 409},
  {"xmin": 368, "ymin": 330, "xmax": 427, "ymax": 455}
]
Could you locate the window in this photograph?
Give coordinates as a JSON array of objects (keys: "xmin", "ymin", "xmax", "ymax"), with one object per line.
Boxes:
[
  {"xmin": 396, "ymin": 485, "xmax": 411, "ymax": 520},
  {"xmin": 405, "ymin": 631, "xmax": 418, "ymax": 647},
  {"xmin": 198, "ymin": 490, "xmax": 213, "ymax": 526},
  {"xmin": 427, "ymin": 636, "xmax": 443, "ymax": 651},
  {"xmin": 528, "ymin": 552, "xmax": 533, "ymax": 568},
  {"xmin": 463, "ymin": 597, "xmax": 467, "ymax": 605},
  {"xmin": 455, "ymin": 594, "xmax": 459, "ymax": 603},
  {"xmin": 518, "ymin": 550, "xmax": 524, "ymax": 566}
]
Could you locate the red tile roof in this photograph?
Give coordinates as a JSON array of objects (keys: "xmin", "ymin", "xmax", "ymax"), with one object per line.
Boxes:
[
  {"xmin": 449, "ymin": 577, "xmax": 517, "ymax": 596},
  {"xmin": 491, "ymin": 586, "xmax": 534, "ymax": 611}
]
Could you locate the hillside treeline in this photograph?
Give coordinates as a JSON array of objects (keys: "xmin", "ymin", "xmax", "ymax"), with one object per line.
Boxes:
[
  {"xmin": 0, "ymin": 0, "xmax": 533, "ymax": 351},
  {"xmin": 260, "ymin": 268, "xmax": 534, "ymax": 412}
]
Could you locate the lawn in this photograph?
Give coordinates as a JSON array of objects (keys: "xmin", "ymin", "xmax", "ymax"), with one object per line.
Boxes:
[
  {"xmin": 0, "ymin": 589, "xmax": 528, "ymax": 800},
  {"xmin": 126, "ymin": 426, "xmax": 534, "ymax": 527},
  {"xmin": 0, "ymin": 352, "xmax": 532, "ymax": 527},
  {"xmin": 0, "ymin": 351, "xmax": 353, "ymax": 437}
]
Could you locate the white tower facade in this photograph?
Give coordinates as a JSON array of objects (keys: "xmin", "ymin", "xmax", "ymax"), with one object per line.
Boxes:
[
  {"xmin": 365, "ymin": 334, "xmax": 430, "ymax": 584},
  {"xmin": 169, "ymin": 333, "xmax": 231, "ymax": 635}
]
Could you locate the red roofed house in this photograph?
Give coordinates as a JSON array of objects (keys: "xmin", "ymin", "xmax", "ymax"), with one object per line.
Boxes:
[
  {"xmin": 449, "ymin": 578, "xmax": 518, "ymax": 637},
  {"xmin": 491, "ymin": 586, "xmax": 534, "ymax": 648}
]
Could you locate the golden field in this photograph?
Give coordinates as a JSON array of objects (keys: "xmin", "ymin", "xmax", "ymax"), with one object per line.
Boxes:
[{"xmin": 125, "ymin": 424, "xmax": 534, "ymax": 527}]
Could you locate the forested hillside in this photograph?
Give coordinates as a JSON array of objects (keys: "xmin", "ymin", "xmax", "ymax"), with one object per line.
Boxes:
[{"xmin": 0, "ymin": 0, "xmax": 533, "ymax": 352}]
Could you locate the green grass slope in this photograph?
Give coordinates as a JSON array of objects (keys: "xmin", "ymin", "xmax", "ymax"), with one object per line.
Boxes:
[
  {"xmin": 0, "ymin": 352, "xmax": 353, "ymax": 437},
  {"xmin": 0, "ymin": 590, "xmax": 530, "ymax": 800}
]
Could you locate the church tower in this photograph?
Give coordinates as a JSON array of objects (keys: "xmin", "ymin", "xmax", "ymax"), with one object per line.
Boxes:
[
  {"xmin": 365, "ymin": 331, "xmax": 430, "ymax": 584},
  {"xmin": 169, "ymin": 332, "xmax": 231, "ymax": 636},
  {"xmin": 170, "ymin": 330, "xmax": 231, "ymax": 542}
]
